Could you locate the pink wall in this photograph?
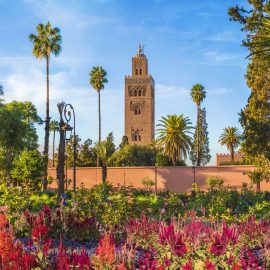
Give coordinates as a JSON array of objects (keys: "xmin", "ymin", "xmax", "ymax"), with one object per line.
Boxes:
[{"xmin": 48, "ymin": 165, "xmax": 270, "ymax": 192}]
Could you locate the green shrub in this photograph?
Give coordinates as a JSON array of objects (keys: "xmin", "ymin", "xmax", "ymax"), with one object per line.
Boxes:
[
  {"xmin": 141, "ymin": 177, "xmax": 155, "ymax": 191},
  {"xmin": 206, "ymin": 176, "xmax": 224, "ymax": 189}
]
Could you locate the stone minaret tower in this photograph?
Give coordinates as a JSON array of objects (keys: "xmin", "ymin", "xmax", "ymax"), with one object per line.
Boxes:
[{"xmin": 125, "ymin": 45, "xmax": 155, "ymax": 145}]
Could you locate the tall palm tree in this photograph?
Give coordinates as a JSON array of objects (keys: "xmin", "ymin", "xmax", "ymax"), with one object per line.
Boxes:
[
  {"xmin": 89, "ymin": 66, "xmax": 108, "ymax": 143},
  {"xmin": 219, "ymin": 127, "xmax": 242, "ymax": 163},
  {"xmin": 49, "ymin": 120, "xmax": 59, "ymax": 167},
  {"xmin": 156, "ymin": 114, "xmax": 193, "ymax": 166},
  {"xmin": 29, "ymin": 21, "xmax": 62, "ymax": 190},
  {"xmin": 191, "ymin": 83, "xmax": 206, "ymax": 166}
]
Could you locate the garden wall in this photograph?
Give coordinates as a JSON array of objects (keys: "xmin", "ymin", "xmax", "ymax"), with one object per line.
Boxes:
[{"xmin": 48, "ymin": 165, "xmax": 270, "ymax": 192}]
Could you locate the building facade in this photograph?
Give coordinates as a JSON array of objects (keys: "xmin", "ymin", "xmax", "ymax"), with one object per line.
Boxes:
[{"xmin": 124, "ymin": 45, "xmax": 155, "ymax": 145}]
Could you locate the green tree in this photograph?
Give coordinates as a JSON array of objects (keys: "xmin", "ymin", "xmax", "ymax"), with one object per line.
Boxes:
[
  {"xmin": 119, "ymin": 135, "xmax": 129, "ymax": 149},
  {"xmin": 229, "ymin": 1, "xmax": 270, "ymax": 182},
  {"xmin": 109, "ymin": 145, "xmax": 155, "ymax": 167},
  {"xmin": 11, "ymin": 150, "xmax": 43, "ymax": 190},
  {"xmin": 190, "ymin": 83, "xmax": 206, "ymax": 166},
  {"xmin": 156, "ymin": 114, "xmax": 193, "ymax": 166},
  {"xmin": 94, "ymin": 133, "xmax": 115, "ymax": 182},
  {"xmin": 29, "ymin": 21, "xmax": 62, "ymax": 189},
  {"xmin": 0, "ymin": 102, "xmax": 40, "ymax": 180},
  {"xmin": 49, "ymin": 120, "xmax": 59, "ymax": 167},
  {"xmin": 6, "ymin": 101, "xmax": 40, "ymax": 150},
  {"xmin": 78, "ymin": 139, "xmax": 96, "ymax": 167},
  {"xmin": 65, "ymin": 135, "xmax": 81, "ymax": 167},
  {"xmin": 219, "ymin": 127, "xmax": 242, "ymax": 163},
  {"xmin": 190, "ymin": 108, "xmax": 211, "ymax": 166},
  {"xmin": 89, "ymin": 66, "xmax": 108, "ymax": 143}
]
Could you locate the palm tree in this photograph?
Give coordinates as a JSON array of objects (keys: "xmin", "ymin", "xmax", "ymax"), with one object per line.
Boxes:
[
  {"xmin": 49, "ymin": 120, "xmax": 59, "ymax": 167},
  {"xmin": 219, "ymin": 127, "xmax": 242, "ymax": 163},
  {"xmin": 89, "ymin": 66, "xmax": 108, "ymax": 143},
  {"xmin": 94, "ymin": 136, "xmax": 115, "ymax": 182},
  {"xmin": 191, "ymin": 83, "xmax": 206, "ymax": 166},
  {"xmin": 29, "ymin": 21, "xmax": 62, "ymax": 190},
  {"xmin": 156, "ymin": 114, "xmax": 193, "ymax": 166}
]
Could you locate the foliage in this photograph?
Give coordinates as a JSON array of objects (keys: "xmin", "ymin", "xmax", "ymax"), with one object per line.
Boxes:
[
  {"xmin": 119, "ymin": 135, "xmax": 129, "ymax": 149},
  {"xmin": 89, "ymin": 66, "xmax": 108, "ymax": 93},
  {"xmin": 190, "ymin": 83, "xmax": 206, "ymax": 106},
  {"xmin": 219, "ymin": 127, "xmax": 242, "ymax": 163},
  {"xmin": 29, "ymin": 21, "xmax": 62, "ymax": 190},
  {"xmin": 1, "ymin": 207, "xmax": 270, "ymax": 269},
  {"xmin": 156, "ymin": 114, "xmax": 193, "ymax": 165},
  {"xmin": 141, "ymin": 177, "xmax": 155, "ymax": 191},
  {"xmin": 11, "ymin": 150, "xmax": 44, "ymax": 190},
  {"xmin": 0, "ymin": 101, "xmax": 40, "ymax": 180},
  {"xmin": 29, "ymin": 21, "xmax": 62, "ymax": 59},
  {"xmin": 89, "ymin": 66, "xmax": 108, "ymax": 143},
  {"xmin": 109, "ymin": 144, "xmax": 155, "ymax": 166},
  {"xmin": 206, "ymin": 176, "xmax": 224, "ymax": 189},
  {"xmin": 49, "ymin": 120, "xmax": 59, "ymax": 167},
  {"xmin": 190, "ymin": 108, "xmax": 211, "ymax": 166},
  {"xmin": 229, "ymin": 1, "xmax": 270, "ymax": 182},
  {"xmin": 94, "ymin": 133, "xmax": 116, "ymax": 181},
  {"xmin": 190, "ymin": 83, "xmax": 207, "ymax": 167}
]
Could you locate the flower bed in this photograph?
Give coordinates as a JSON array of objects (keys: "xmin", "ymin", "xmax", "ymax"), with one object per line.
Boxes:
[{"xmin": 0, "ymin": 207, "xmax": 269, "ymax": 269}]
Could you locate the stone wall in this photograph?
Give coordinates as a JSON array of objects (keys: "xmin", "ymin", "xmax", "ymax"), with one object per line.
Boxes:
[
  {"xmin": 48, "ymin": 165, "xmax": 270, "ymax": 192},
  {"xmin": 216, "ymin": 152, "xmax": 243, "ymax": 165}
]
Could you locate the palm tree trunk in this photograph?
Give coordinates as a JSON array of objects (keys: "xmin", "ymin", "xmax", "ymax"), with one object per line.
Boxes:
[
  {"xmin": 196, "ymin": 105, "xmax": 200, "ymax": 166},
  {"xmin": 97, "ymin": 90, "xmax": 101, "ymax": 168},
  {"xmin": 98, "ymin": 90, "xmax": 101, "ymax": 142},
  {"xmin": 102, "ymin": 165, "xmax": 107, "ymax": 183},
  {"xmin": 230, "ymin": 145, "xmax": 234, "ymax": 163},
  {"xmin": 52, "ymin": 130, "xmax": 55, "ymax": 167},
  {"xmin": 43, "ymin": 55, "xmax": 50, "ymax": 190},
  {"xmin": 256, "ymin": 181, "xmax": 261, "ymax": 192}
]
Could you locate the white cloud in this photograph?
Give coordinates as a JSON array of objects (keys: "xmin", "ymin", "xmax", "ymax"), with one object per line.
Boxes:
[
  {"xmin": 156, "ymin": 83, "xmax": 188, "ymax": 98},
  {"xmin": 208, "ymin": 87, "xmax": 230, "ymax": 95},
  {"xmin": 203, "ymin": 51, "xmax": 244, "ymax": 64},
  {"xmin": 205, "ymin": 32, "xmax": 238, "ymax": 42},
  {"xmin": 24, "ymin": 0, "xmax": 111, "ymax": 29}
]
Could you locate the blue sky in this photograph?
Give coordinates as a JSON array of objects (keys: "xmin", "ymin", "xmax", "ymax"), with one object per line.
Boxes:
[{"xmin": 0, "ymin": 0, "xmax": 249, "ymax": 164}]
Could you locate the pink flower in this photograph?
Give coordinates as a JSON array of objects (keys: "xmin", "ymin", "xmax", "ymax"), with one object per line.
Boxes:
[
  {"xmin": 205, "ymin": 258, "xmax": 216, "ymax": 270},
  {"xmin": 0, "ymin": 206, "xmax": 8, "ymax": 212},
  {"xmin": 182, "ymin": 259, "xmax": 192, "ymax": 270}
]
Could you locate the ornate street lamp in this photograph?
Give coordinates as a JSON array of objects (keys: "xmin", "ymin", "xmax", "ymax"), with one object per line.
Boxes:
[{"xmin": 63, "ymin": 103, "xmax": 76, "ymax": 193}]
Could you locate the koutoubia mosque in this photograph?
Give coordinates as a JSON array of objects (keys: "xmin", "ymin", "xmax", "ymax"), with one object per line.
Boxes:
[{"xmin": 124, "ymin": 45, "xmax": 155, "ymax": 146}]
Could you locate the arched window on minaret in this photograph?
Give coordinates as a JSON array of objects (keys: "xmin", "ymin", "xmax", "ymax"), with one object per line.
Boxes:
[
  {"xmin": 138, "ymin": 90, "xmax": 142, "ymax": 96},
  {"xmin": 143, "ymin": 89, "xmax": 146, "ymax": 96},
  {"xmin": 134, "ymin": 90, "xmax": 137, "ymax": 96},
  {"xmin": 139, "ymin": 69, "xmax": 142, "ymax": 75},
  {"xmin": 135, "ymin": 69, "xmax": 138, "ymax": 75}
]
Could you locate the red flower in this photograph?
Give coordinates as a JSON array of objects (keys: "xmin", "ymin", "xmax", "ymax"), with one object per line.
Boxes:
[
  {"xmin": 159, "ymin": 220, "xmax": 187, "ymax": 257},
  {"xmin": 182, "ymin": 259, "xmax": 192, "ymax": 270},
  {"xmin": 205, "ymin": 258, "xmax": 216, "ymax": 270}
]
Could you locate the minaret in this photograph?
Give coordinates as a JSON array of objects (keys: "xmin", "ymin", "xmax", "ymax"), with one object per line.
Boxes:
[{"xmin": 124, "ymin": 45, "xmax": 155, "ymax": 145}]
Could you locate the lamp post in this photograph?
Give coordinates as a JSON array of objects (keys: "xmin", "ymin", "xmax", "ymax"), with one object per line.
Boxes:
[{"xmin": 63, "ymin": 103, "xmax": 76, "ymax": 193}]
